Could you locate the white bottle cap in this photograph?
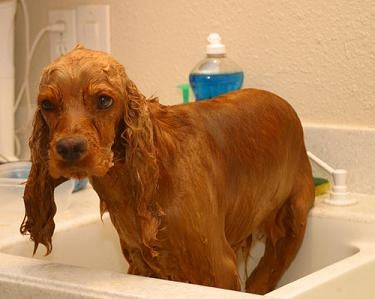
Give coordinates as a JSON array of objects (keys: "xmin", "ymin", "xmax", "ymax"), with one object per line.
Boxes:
[{"xmin": 206, "ymin": 33, "xmax": 226, "ymax": 54}]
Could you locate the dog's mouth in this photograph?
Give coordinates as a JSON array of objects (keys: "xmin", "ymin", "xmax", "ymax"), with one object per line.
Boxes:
[
  {"xmin": 56, "ymin": 166, "xmax": 89, "ymax": 180},
  {"xmin": 48, "ymin": 148, "xmax": 114, "ymax": 179}
]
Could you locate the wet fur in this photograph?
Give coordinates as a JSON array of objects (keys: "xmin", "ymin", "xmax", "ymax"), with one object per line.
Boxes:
[{"xmin": 21, "ymin": 46, "xmax": 314, "ymax": 294}]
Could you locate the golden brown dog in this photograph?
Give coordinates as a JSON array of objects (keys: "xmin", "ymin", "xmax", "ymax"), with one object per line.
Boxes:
[{"xmin": 20, "ymin": 46, "xmax": 314, "ymax": 294}]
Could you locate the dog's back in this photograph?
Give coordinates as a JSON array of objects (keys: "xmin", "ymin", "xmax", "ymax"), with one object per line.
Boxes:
[{"xmin": 148, "ymin": 88, "xmax": 314, "ymax": 293}]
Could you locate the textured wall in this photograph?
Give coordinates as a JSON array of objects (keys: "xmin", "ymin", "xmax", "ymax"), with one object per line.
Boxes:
[{"xmin": 15, "ymin": 0, "xmax": 375, "ymax": 155}]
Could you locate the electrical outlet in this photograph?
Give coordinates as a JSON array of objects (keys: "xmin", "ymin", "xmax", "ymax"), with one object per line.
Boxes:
[
  {"xmin": 49, "ymin": 9, "xmax": 77, "ymax": 61},
  {"xmin": 76, "ymin": 5, "xmax": 111, "ymax": 52}
]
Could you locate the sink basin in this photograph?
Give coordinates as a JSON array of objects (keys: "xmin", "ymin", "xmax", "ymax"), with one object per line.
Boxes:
[
  {"xmin": 2, "ymin": 215, "xmax": 127, "ymax": 273},
  {"xmin": 0, "ymin": 191, "xmax": 374, "ymax": 298},
  {"xmin": 274, "ymin": 257, "xmax": 375, "ymax": 299},
  {"xmin": 0, "ymin": 212, "xmax": 367, "ymax": 288}
]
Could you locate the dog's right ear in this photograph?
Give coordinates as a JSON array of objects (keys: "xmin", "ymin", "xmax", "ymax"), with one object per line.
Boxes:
[{"xmin": 20, "ymin": 109, "xmax": 65, "ymax": 255}]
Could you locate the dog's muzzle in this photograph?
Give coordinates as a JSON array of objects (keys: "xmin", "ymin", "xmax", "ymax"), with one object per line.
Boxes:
[{"xmin": 55, "ymin": 136, "xmax": 88, "ymax": 161}]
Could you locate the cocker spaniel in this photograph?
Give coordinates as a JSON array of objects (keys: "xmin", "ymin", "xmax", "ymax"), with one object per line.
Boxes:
[{"xmin": 20, "ymin": 46, "xmax": 314, "ymax": 294}]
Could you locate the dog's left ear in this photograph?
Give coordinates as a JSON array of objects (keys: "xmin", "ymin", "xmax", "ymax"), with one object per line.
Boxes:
[
  {"xmin": 20, "ymin": 109, "xmax": 65, "ymax": 255},
  {"xmin": 120, "ymin": 78, "xmax": 163, "ymax": 256}
]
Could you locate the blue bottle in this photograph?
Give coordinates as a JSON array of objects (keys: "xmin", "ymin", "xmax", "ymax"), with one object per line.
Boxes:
[{"xmin": 189, "ymin": 33, "xmax": 244, "ymax": 101}]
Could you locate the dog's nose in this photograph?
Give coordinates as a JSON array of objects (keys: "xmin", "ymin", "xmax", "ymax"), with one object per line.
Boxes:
[{"xmin": 56, "ymin": 137, "xmax": 88, "ymax": 161}]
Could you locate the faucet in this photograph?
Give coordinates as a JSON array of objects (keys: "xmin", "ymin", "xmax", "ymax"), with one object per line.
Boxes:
[{"xmin": 307, "ymin": 151, "xmax": 357, "ymax": 206}]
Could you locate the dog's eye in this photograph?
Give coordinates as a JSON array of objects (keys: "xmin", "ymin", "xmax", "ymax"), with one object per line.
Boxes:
[
  {"xmin": 40, "ymin": 99, "xmax": 55, "ymax": 111},
  {"xmin": 97, "ymin": 95, "xmax": 113, "ymax": 110}
]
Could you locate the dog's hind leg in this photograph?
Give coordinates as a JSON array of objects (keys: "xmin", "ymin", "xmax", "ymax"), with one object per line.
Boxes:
[
  {"xmin": 212, "ymin": 240, "xmax": 242, "ymax": 290},
  {"xmin": 184, "ymin": 235, "xmax": 242, "ymax": 291},
  {"xmin": 245, "ymin": 183, "xmax": 314, "ymax": 294}
]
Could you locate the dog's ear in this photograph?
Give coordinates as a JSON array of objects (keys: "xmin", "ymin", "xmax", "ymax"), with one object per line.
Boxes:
[
  {"xmin": 20, "ymin": 110, "xmax": 65, "ymax": 255},
  {"xmin": 121, "ymin": 79, "xmax": 163, "ymax": 256}
]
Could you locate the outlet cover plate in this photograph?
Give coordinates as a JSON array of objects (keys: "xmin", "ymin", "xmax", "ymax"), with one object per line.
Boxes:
[
  {"xmin": 49, "ymin": 9, "xmax": 77, "ymax": 61},
  {"xmin": 76, "ymin": 5, "xmax": 111, "ymax": 52}
]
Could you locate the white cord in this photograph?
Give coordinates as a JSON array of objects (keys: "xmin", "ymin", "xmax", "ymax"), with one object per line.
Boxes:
[
  {"xmin": 14, "ymin": 0, "xmax": 65, "ymax": 157},
  {"xmin": 14, "ymin": 0, "xmax": 30, "ymax": 157},
  {"xmin": 14, "ymin": 22, "xmax": 65, "ymax": 157},
  {"xmin": 20, "ymin": 0, "xmax": 29, "ymax": 64},
  {"xmin": 14, "ymin": 23, "xmax": 65, "ymax": 112}
]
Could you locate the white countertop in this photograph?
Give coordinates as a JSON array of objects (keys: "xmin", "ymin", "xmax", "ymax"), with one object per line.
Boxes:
[{"xmin": 312, "ymin": 193, "xmax": 375, "ymax": 223}]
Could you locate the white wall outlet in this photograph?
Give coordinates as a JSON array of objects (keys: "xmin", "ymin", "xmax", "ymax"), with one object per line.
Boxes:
[
  {"xmin": 49, "ymin": 9, "xmax": 77, "ymax": 61},
  {"xmin": 76, "ymin": 5, "xmax": 111, "ymax": 52}
]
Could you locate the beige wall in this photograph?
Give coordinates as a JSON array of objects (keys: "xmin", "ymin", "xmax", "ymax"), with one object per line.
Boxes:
[{"xmin": 15, "ymin": 0, "xmax": 375, "ymax": 155}]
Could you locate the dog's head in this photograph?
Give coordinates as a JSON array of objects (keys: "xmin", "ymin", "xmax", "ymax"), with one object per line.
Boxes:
[
  {"xmin": 21, "ymin": 46, "xmax": 159, "ymax": 254},
  {"xmin": 36, "ymin": 46, "xmax": 132, "ymax": 178}
]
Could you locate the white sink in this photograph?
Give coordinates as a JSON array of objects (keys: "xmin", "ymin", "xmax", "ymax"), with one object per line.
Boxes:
[{"xmin": 0, "ymin": 190, "xmax": 374, "ymax": 298}]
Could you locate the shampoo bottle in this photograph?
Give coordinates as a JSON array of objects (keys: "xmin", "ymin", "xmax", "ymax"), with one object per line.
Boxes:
[{"xmin": 189, "ymin": 33, "xmax": 244, "ymax": 101}]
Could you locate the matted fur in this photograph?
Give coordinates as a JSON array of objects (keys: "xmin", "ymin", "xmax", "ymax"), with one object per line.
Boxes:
[{"xmin": 21, "ymin": 46, "xmax": 314, "ymax": 294}]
